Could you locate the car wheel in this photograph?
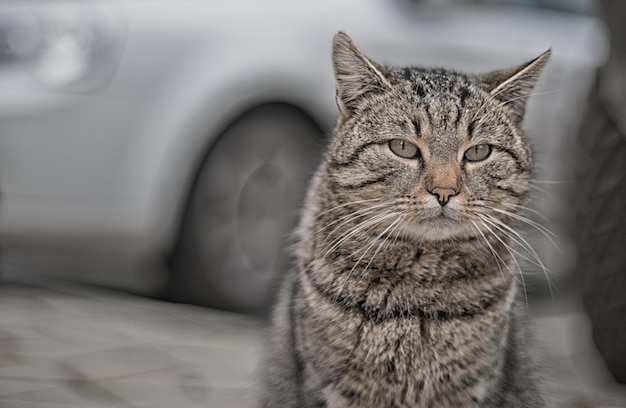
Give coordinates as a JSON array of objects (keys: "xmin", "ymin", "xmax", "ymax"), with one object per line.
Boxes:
[
  {"xmin": 169, "ymin": 104, "xmax": 324, "ymax": 314},
  {"xmin": 574, "ymin": 82, "xmax": 626, "ymax": 383}
]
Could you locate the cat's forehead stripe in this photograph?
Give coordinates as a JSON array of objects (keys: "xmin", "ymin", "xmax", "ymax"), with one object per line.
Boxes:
[
  {"xmin": 411, "ymin": 119, "xmax": 420, "ymax": 137},
  {"xmin": 414, "ymin": 83, "xmax": 426, "ymax": 98},
  {"xmin": 418, "ymin": 97, "xmax": 465, "ymax": 135}
]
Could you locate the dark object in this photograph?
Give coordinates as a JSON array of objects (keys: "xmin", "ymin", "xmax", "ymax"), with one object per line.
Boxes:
[
  {"xmin": 168, "ymin": 104, "xmax": 323, "ymax": 314},
  {"xmin": 575, "ymin": 85, "xmax": 626, "ymax": 383},
  {"xmin": 574, "ymin": 0, "xmax": 626, "ymax": 383}
]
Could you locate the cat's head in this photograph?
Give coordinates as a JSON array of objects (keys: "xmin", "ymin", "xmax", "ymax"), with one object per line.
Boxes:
[{"xmin": 325, "ymin": 32, "xmax": 550, "ymax": 242}]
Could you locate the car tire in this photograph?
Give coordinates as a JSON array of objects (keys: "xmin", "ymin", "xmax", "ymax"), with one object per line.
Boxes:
[
  {"xmin": 574, "ymin": 81, "xmax": 626, "ymax": 383},
  {"xmin": 168, "ymin": 104, "xmax": 324, "ymax": 314}
]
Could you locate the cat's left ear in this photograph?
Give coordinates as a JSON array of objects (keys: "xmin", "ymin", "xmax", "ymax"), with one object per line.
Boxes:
[{"xmin": 478, "ymin": 49, "xmax": 551, "ymax": 125}]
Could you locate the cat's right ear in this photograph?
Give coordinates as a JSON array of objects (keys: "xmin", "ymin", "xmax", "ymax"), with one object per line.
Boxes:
[{"xmin": 332, "ymin": 32, "xmax": 391, "ymax": 117}]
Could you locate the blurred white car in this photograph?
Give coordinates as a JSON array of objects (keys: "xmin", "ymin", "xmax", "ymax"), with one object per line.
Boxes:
[{"xmin": 0, "ymin": 0, "xmax": 606, "ymax": 312}]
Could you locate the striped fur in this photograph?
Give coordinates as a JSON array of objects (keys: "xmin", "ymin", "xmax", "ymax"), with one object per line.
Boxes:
[{"xmin": 259, "ymin": 33, "xmax": 549, "ymax": 407}]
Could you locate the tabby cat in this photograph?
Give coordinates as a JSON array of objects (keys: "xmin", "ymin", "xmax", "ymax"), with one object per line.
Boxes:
[{"xmin": 259, "ymin": 32, "xmax": 550, "ymax": 408}]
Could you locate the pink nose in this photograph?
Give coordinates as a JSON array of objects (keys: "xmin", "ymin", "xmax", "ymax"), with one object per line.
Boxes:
[{"xmin": 429, "ymin": 187, "xmax": 458, "ymax": 207}]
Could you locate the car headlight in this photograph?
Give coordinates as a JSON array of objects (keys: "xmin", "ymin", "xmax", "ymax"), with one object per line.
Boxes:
[{"xmin": 0, "ymin": 1, "xmax": 125, "ymax": 93}]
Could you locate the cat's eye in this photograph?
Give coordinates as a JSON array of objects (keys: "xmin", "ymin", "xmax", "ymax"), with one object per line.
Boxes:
[
  {"xmin": 389, "ymin": 139, "xmax": 420, "ymax": 159},
  {"xmin": 464, "ymin": 144, "xmax": 492, "ymax": 162}
]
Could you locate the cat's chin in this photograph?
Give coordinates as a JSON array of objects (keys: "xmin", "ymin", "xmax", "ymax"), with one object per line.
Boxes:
[{"xmin": 405, "ymin": 215, "xmax": 475, "ymax": 243}]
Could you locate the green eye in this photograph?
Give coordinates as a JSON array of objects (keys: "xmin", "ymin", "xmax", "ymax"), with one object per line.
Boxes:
[
  {"xmin": 389, "ymin": 139, "xmax": 420, "ymax": 158},
  {"xmin": 464, "ymin": 144, "xmax": 492, "ymax": 162}
]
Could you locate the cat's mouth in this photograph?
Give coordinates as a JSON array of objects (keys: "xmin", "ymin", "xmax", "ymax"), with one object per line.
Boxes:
[
  {"xmin": 428, "ymin": 211, "xmax": 459, "ymax": 227},
  {"xmin": 404, "ymin": 207, "xmax": 473, "ymax": 241},
  {"xmin": 431, "ymin": 206, "xmax": 460, "ymax": 221}
]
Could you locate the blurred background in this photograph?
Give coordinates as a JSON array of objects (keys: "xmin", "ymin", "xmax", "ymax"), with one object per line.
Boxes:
[{"xmin": 0, "ymin": 0, "xmax": 624, "ymax": 406}]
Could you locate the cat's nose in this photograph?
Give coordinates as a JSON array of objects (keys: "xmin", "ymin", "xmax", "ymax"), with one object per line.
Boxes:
[{"xmin": 428, "ymin": 187, "xmax": 459, "ymax": 207}]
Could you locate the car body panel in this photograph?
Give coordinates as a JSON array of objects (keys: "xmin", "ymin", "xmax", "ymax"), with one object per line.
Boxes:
[{"xmin": 0, "ymin": 0, "xmax": 607, "ymax": 277}]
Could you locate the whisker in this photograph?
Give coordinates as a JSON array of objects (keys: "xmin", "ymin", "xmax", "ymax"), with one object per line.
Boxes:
[
  {"xmin": 479, "ymin": 214, "xmax": 549, "ymax": 271},
  {"xmin": 340, "ymin": 217, "xmax": 402, "ymax": 296},
  {"xmin": 470, "ymin": 220, "xmax": 510, "ymax": 285},
  {"xmin": 474, "ymin": 90, "xmax": 559, "ymax": 128},
  {"xmin": 471, "ymin": 79, "xmax": 519, "ymax": 123},
  {"xmin": 479, "ymin": 214, "xmax": 555, "ymax": 302},
  {"xmin": 494, "ymin": 90, "xmax": 558, "ymax": 110},
  {"xmin": 316, "ymin": 198, "xmax": 381, "ymax": 217},
  {"xmin": 498, "ymin": 202, "xmax": 551, "ymax": 224},
  {"xmin": 360, "ymin": 217, "xmax": 405, "ymax": 276},
  {"xmin": 316, "ymin": 203, "xmax": 391, "ymax": 239},
  {"xmin": 475, "ymin": 218, "xmax": 528, "ymax": 304},
  {"xmin": 531, "ymin": 180, "xmax": 572, "ymax": 185},
  {"xmin": 354, "ymin": 217, "xmax": 402, "ymax": 273},
  {"xmin": 322, "ymin": 211, "xmax": 397, "ymax": 259},
  {"xmin": 489, "ymin": 207, "xmax": 560, "ymax": 252},
  {"xmin": 470, "ymin": 200, "xmax": 560, "ymax": 252},
  {"xmin": 333, "ymin": 214, "xmax": 401, "ymax": 301},
  {"xmin": 529, "ymin": 184, "xmax": 557, "ymax": 200}
]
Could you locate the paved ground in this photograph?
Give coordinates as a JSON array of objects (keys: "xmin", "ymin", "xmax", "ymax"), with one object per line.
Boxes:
[
  {"xmin": 0, "ymin": 281, "xmax": 625, "ymax": 407},
  {"xmin": 0, "ymin": 282, "xmax": 262, "ymax": 408}
]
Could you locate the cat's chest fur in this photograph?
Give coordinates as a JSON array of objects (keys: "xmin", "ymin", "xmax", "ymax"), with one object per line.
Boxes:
[{"xmin": 295, "ymin": 244, "xmax": 515, "ymax": 407}]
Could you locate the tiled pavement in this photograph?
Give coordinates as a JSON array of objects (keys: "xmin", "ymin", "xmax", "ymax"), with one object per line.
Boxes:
[
  {"xmin": 0, "ymin": 282, "xmax": 262, "ymax": 408},
  {"xmin": 0, "ymin": 281, "xmax": 625, "ymax": 407}
]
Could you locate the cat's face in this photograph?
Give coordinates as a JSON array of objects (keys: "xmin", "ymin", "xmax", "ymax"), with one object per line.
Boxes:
[{"xmin": 326, "ymin": 33, "xmax": 549, "ymax": 243}]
